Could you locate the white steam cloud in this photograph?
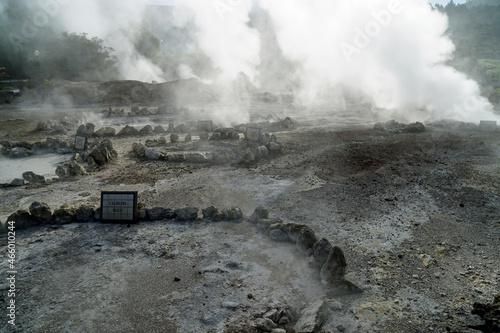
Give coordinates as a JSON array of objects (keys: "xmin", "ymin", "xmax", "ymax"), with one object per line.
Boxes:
[
  {"xmin": 260, "ymin": 0, "xmax": 497, "ymax": 122},
  {"xmin": 40, "ymin": 0, "xmax": 497, "ymax": 123}
]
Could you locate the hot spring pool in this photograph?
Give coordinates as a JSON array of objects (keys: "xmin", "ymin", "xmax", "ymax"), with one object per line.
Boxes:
[{"xmin": 0, "ymin": 154, "xmax": 71, "ymax": 183}]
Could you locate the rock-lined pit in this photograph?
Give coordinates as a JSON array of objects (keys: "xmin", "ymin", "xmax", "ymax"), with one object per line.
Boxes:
[{"xmin": 0, "ymin": 103, "xmax": 499, "ymax": 333}]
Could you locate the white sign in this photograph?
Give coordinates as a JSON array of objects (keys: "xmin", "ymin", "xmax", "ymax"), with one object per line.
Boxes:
[
  {"xmin": 246, "ymin": 127, "xmax": 261, "ymax": 142},
  {"xmin": 101, "ymin": 192, "xmax": 138, "ymax": 223},
  {"xmin": 198, "ymin": 120, "xmax": 213, "ymax": 132},
  {"xmin": 74, "ymin": 136, "xmax": 87, "ymax": 150}
]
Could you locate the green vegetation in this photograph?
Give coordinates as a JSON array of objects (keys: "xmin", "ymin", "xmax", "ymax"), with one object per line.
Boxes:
[{"xmin": 434, "ymin": 1, "xmax": 500, "ymax": 104}]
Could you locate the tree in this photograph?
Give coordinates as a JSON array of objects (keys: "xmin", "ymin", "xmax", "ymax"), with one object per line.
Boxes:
[{"xmin": 42, "ymin": 32, "xmax": 120, "ymax": 81}]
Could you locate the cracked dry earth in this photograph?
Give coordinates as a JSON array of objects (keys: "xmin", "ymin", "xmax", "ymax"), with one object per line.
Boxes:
[{"xmin": 0, "ymin": 107, "xmax": 499, "ymax": 333}]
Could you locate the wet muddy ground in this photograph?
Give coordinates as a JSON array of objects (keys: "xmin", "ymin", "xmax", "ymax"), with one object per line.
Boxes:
[{"xmin": 0, "ymin": 104, "xmax": 499, "ymax": 332}]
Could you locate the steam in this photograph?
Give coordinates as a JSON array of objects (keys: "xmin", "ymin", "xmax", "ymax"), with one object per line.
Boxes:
[
  {"xmin": 259, "ymin": 0, "xmax": 497, "ymax": 122},
  {"xmin": 7, "ymin": 0, "xmax": 496, "ymax": 123},
  {"xmin": 57, "ymin": 0, "xmax": 166, "ymax": 82}
]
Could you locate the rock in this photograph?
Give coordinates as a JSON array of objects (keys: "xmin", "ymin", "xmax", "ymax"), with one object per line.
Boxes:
[
  {"xmin": 22, "ymin": 171, "xmax": 45, "ymax": 185},
  {"xmin": 170, "ymin": 133, "xmax": 179, "ymax": 143},
  {"xmin": 56, "ymin": 161, "xmax": 87, "ymax": 179},
  {"xmin": 93, "ymin": 127, "xmax": 116, "ymax": 137},
  {"xmin": 249, "ymin": 206, "xmax": 269, "ymax": 223},
  {"xmin": 266, "ymin": 142, "xmax": 283, "ymax": 154},
  {"xmin": 132, "ymin": 143, "xmax": 146, "ymax": 157},
  {"xmin": 199, "ymin": 132, "xmax": 210, "ymax": 140},
  {"xmin": 296, "ymin": 226, "xmax": 319, "ymax": 253},
  {"xmin": 294, "ymin": 300, "xmax": 329, "ymax": 333},
  {"xmin": 212, "ymin": 211, "xmax": 224, "ymax": 222},
  {"xmin": 75, "ymin": 205, "xmax": 95, "ymax": 222},
  {"xmin": 139, "ymin": 125, "xmax": 154, "ymax": 135},
  {"xmin": 256, "ymin": 318, "xmax": 277, "ymax": 332},
  {"xmin": 6, "ymin": 210, "xmax": 36, "ymax": 229},
  {"xmin": 89, "ymin": 139, "xmax": 117, "ymax": 166},
  {"xmin": 187, "ymin": 153, "xmax": 209, "ymax": 163},
  {"xmin": 117, "ymin": 125, "xmax": 139, "ymax": 137},
  {"xmin": 10, "ymin": 178, "xmax": 24, "ymax": 186},
  {"xmin": 256, "ymin": 145, "xmax": 269, "ymax": 159},
  {"xmin": 312, "ymin": 238, "xmax": 333, "ymax": 268},
  {"xmin": 167, "ymin": 123, "xmax": 175, "ymax": 132},
  {"xmin": 268, "ymin": 223, "xmax": 292, "ymax": 242},
  {"xmin": 222, "ymin": 207, "xmax": 243, "ymax": 220},
  {"xmin": 202, "ymin": 206, "xmax": 219, "ymax": 219},
  {"xmin": 29, "ymin": 202, "xmax": 52, "ymax": 221},
  {"xmin": 320, "ymin": 247, "xmax": 347, "ymax": 284},
  {"xmin": 174, "ymin": 124, "xmax": 187, "ymax": 133},
  {"xmin": 76, "ymin": 123, "xmax": 95, "ymax": 137},
  {"xmin": 167, "ymin": 153, "xmax": 186, "ymax": 162},
  {"xmin": 147, "ymin": 207, "xmax": 176, "ymax": 221},
  {"xmin": 406, "ymin": 122, "xmax": 426, "ymax": 133},
  {"xmin": 87, "ymin": 157, "xmax": 98, "ymax": 172},
  {"xmin": 145, "ymin": 148, "xmax": 161, "ymax": 160},
  {"xmin": 154, "ymin": 125, "xmax": 166, "ymax": 133},
  {"xmin": 9, "ymin": 147, "xmax": 32, "ymax": 158},
  {"xmin": 34, "ymin": 121, "xmax": 49, "ymax": 131},
  {"xmin": 242, "ymin": 148, "xmax": 256, "ymax": 163},
  {"xmin": 185, "ymin": 133, "xmax": 192, "ymax": 142},
  {"xmin": 222, "ymin": 301, "xmax": 239, "ymax": 309},
  {"xmin": 52, "ymin": 206, "xmax": 76, "ymax": 224},
  {"xmin": 272, "ymin": 329, "xmax": 287, "ymax": 333},
  {"xmin": 175, "ymin": 207, "xmax": 199, "ymax": 221},
  {"xmin": 211, "ymin": 128, "xmax": 240, "ymax": 140}
]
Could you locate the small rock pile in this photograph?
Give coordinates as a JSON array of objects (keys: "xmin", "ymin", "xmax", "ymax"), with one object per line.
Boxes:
[
  {"xmin": 33, "ymin": 117, "xmax": 78, "ymax": 134},
  {"xmin": 1, "ymin": 137, "xmax": 73, "ymax": 158},
  {"xmin": 450, "ymin": 294, "xmax": 500, "ymax": 333},
  {"xmin": 251, "ymin": 207, "xmax": 360, "ymax": 295},
  {"xmin": 374, "ymin": 120, "xmax": 426, "ymax": 133}
]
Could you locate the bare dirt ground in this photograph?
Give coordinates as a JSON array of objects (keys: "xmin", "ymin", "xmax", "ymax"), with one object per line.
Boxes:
[{"xmin": 0, "ymin": 102, "xmax": 499, "ymax": 333}]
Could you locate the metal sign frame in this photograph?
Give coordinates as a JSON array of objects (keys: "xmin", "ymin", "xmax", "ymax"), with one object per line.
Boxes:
[
  {"xmin": 74, "ymin": 135, "xmax": 87, "ymax": 150},
  {"xmin": 246, "ymin": 127, "xmax": 262, "ymax": 142},
  {"xmin": 198, "ymin": 120, "xmax": 213, "ymax": 132},
  {"xmin": 100, "ymin": 191, "xmax": 138, "ymax": 223}
]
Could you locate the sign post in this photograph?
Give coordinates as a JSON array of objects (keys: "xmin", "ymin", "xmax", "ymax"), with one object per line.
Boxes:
[{"xmin": 100, "ymin": 191, "xmax": 138, "ymax": 223}]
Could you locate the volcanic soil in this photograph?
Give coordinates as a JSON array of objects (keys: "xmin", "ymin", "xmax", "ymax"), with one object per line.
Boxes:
[{"xmin": 0, "ymin": 105, "xmax": 499, "ymax": 333}]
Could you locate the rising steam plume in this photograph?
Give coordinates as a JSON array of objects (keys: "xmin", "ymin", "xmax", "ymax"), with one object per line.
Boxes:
[{"xmin": 5, "ymin": 0, "xmax": 497, "ymax": 123}]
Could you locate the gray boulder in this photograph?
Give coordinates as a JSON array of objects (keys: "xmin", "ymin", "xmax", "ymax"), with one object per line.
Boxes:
[
  {"xmin": 75, "ymin": 205, "xmax": 95, "ymax": 222},
  {"xmin": 170, "ymin": 134, "xmax": 179, "ymax": 143},
  {"xmin": 10, "ymin": 178, "xmax": 24, "ymax": 186},
  {"xmin": 93, "ymin": 127, "xmax": 116, "ymax": 137},
  {"xmin": 320, "ymin": 246, "xmax": 347, "ymax": 284},
  {"xmin": 56, "ymin": 161, "xmax": 87, "ymax": 179},
  {"xmin": 52, "ymin": 206, "xmax": 76, "ymax": 224},
  {"xmin": 139, "ymin": 125, "xmax": 154, "ymax": 135},
  {"xmin": 147, "ymin": 207, "xmax": 176, "ymax": 221},
  {"xmin": 175, "ymin": 207, "xmax": 199, "ymax": 221},
  {"xmin": 249, "ymin": 206, "xmax": 269, "ymax": 223},
  {"xmin": 154, "ymin": 125, "xmax": 166, "ymax": 133},
  {"xmin": 117, "ymin": 125, "xmax": 139, "ymax": 137},
  {"xmin": 294, "ymin": 300, "xmax": 329, "ymax": 333},
  {"xmin": 145, "ymin": 148, "xmax": 161, "ymax": 160},
  {"xmin": 89, "ymin": 139, "xmax": 117, "ymax": 166},
  {"xmin": 199, "ymin": 132, "xmax": 209, "ymax": 140},
  {"xmin": 76, "ymin": 123, "xmax": 95, "ymax": 137},
  {"xmin": 255, "ymin": 318, "xmax": 277, "ymax": 332},
  {"xmin": 9, "ymin": 147, "xmax": 32, "ymax": 158},
  {"xmin": 132, "ymin": 143, "xmax": 146, "ymax": 157},
  {"xmin": 202, "ymin": 206, "xmax": 219, "ymax": 219},
  {"xmin": 29, "ymin": 202, "xmax": 52, "ymax": 222},
  {"xmin": 6, "ymin": 210, "xmax": 35, "ymax": 229},
  {"xmin": 312, "ymin": 238, "xmax": 333, "ymax": 268},
  {"xmin": 22, "ymin": 171, "xmax": 45, "ymax": 185},
  {"xmin": 222, "ymin": 207, "xmax": 243, "ymax": 220}
]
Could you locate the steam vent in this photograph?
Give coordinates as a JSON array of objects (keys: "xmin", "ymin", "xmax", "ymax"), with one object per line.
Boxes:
[{"xmin": 1, "ymin": 1, "xmax": 500, "ymax": 333}]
